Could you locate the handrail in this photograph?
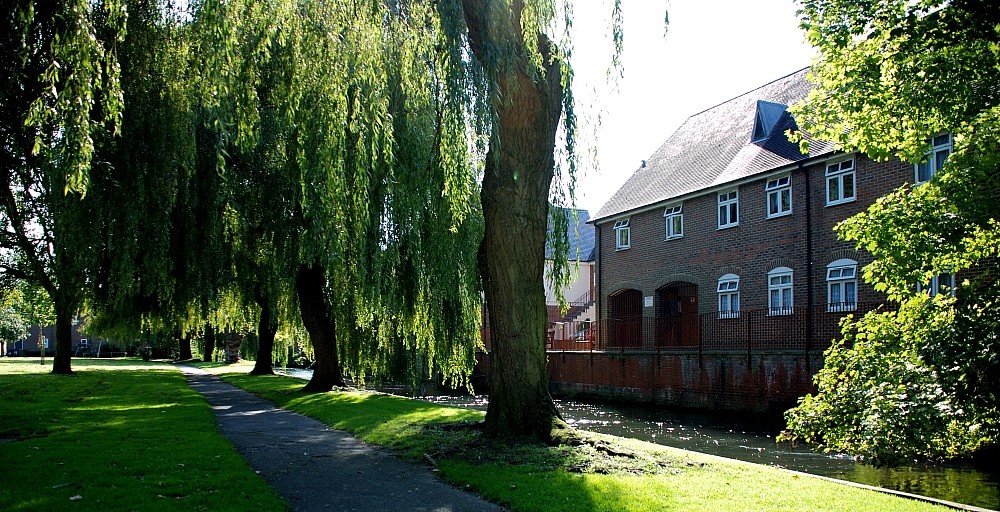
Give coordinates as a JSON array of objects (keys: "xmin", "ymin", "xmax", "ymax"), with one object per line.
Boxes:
[{"xmin": 543, "ymin": 302, "xmax": 890, "ymax": 354}]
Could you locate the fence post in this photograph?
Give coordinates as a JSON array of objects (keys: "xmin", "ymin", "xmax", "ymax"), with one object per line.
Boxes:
[
  {"xmin": 698, "ymin": 311, "xmax": 704, "ymax": 368},
  {"xmin": 746, "ymin": 310, "xmax": 752, "ymax": 369}
]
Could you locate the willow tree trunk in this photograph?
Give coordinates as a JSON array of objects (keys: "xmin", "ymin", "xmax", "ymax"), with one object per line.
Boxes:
[
  {"xmin": 250, "ymin": 290, "xmax": 276, "ymax": 375},
  {"xmin": 203, "ymin": 323, "xmax": 216, "ymax": 362},
  {"xmin": 463, "ymin": 0, "xmax": 566, "ymax": 440},
  {"xmin": 52, "ymin": 297, "xmax": 75, "ymax": 374},
  {"xmin": 177, "ymin": 329, "xmax": 193, "ymax": 360},
  {"xmin": 296, "ymin": 264, "xmax": 345, "ymax": 391},
  {"xmin": 223, "ymin": 331, "xmax": 243, "ymax": 363}
]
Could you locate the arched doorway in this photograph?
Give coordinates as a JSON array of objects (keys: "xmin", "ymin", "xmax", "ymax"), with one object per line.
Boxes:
[
  {"xmin": 608, "ymin": 289, "xmax": 643, "ymax": 348},
  {"xmin": 655, "ymin": 282, "xmax": 699, "ymax": 347}
]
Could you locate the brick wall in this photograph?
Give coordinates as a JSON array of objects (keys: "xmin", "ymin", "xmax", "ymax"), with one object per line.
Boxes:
[{"xmin": 546, "ymin": 349, "xmax": 823, "ymax": 413}]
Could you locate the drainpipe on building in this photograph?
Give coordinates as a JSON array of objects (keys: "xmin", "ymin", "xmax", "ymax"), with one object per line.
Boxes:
[
  {"xmin": 802, "ymin": 161, "xmax": 814, "ymax": 375},
  {"xmin": 595, "ymin": 224, "xmax": 602, "ymax": 351}
]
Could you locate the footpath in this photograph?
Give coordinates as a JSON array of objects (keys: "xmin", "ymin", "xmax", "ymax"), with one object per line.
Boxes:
[{"xmin": 179, "ymin": 365, "xmax": 504, "ymax": 512}]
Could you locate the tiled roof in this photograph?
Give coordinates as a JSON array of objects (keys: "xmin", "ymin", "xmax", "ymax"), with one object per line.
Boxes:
[
  {"xmin": 546, "ymin": 208, "xmax": 596, "ymax": 262},
  {"xmin": 592, "ymin": 68, "xmax": 835, "ymax": 222}
]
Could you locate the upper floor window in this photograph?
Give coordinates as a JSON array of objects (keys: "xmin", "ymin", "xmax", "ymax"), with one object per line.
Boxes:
[
  {"xmin": 918, "ymin": 273, "xmax": 955, "ymax": 297},
  {"xmin": 827, "ymin": 259, "xmax": 858, "ymax": 312},
  {"xmin": 717, "ymin": 274, "xmax": 740, "ymax": 319},
  {"xmin": 826, "ymin": 158, "xmax": 856, "ymax": 206},
  {"xmin": 613, "ymin": 219, "xmax": 631, "ymax": 250},
  {"xmin": 915, "ymin": 133, "xmax": 952, "ymax": 183},
  {"xmin": 768, "ymin": 267, "xmax": 793, "ymax": 315},
  {"xmin": 765, "ymin": 175, "xmax": 791, "ymax": 218},
  {"xmin": 664, "ymin": 204, "xmax": 683, "ymax": 240},
  {"xmin": 718, "ymin": 190, "xmax": 739, "ymax": 229}
]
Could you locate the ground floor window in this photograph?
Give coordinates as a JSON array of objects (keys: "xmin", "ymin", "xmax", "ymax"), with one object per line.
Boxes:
[
  {"xmin": 717, "ymin": 274, "xmax": 740, "ymax": 318},
  {"xmin": 827, "ymin": 259, "xmax": 858, "ymax": 312},
  {"xmin": 768, "ymin": 267, "xmax": 793, "ymax": 315}
]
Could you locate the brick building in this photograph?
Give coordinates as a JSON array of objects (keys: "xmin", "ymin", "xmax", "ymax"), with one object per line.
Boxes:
[
  {"xmin": 590, "ymin": 67, "xmax": 934, "ymax": 348},
  {"xmin": 544, "ymin": 68, "xmax": 949, "ymax": 412}
]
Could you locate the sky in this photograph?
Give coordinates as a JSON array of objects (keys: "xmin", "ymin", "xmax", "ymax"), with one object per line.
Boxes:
[{"xmin": 569, "ymin": 0, "xmax": 816, "ymax": 214}]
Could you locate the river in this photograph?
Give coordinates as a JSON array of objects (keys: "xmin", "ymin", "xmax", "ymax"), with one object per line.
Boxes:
[{"xmin": 276, "ymin": 369, "xmax": 999, "ymax": 510}]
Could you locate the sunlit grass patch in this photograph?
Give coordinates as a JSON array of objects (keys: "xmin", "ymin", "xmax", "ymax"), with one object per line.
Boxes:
[
  {"xmin": 222, "ymin": 372, "xmax": 483, "ymax": 457},
  {"xmin": 0, "ymin": 358, "xmax": 286, "ymax": 511}
]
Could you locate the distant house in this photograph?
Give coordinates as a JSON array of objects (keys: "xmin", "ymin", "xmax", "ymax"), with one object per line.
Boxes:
[
  {"xmin": 479, "ymin": 207, "xmax": 597, "ymax": 353},
  {"xmin": 545, "ymin": 68, "xmax": 953, "ymax": 412},
  {"xmin": 544, "ymin": 208, "xmax": 596, "ymax": 349},
  {"xmin": 6, "ymin": 320, "xmax": 120, "ymax": 358}
]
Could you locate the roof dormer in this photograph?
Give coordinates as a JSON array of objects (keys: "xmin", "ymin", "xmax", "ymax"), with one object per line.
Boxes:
[{"xmin": 751, "ymin": 100, "xmax": 788, "ymax": 143}]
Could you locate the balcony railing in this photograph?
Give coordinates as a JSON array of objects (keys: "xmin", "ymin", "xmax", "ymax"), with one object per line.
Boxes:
[{"xmin": 545, "ymin": 302, "xmax": 888, "ymax": 353}]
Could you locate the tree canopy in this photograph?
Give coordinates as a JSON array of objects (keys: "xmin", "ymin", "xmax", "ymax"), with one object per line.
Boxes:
[
  {"xmin": 1, "ymin": 0, "xmax": 126, "ymax": 373},
  {"xmin": 4, "ymin": 0, "xmax": 624, "ymax": 441},
  {"xmin": 187, "ymin": 0, "xmax": 487, "ymax": 390},
  {"xmin": 782, "ymin": 0, "xmax": 1000, "ymax": 463}
]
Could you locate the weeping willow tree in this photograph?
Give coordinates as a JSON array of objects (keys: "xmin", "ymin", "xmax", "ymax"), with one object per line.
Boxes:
[
  {"xmin": 437, "ymin": 0, "xmax": 630, "ymax": 440},
  {"xmin": 196, "ymin": 0, "xmax": 626, "ymax": 440},
  {"xmin": 192, "ymin": 0, "xmax": 483, "ymax": 391},
  {"xmin": 82, "ymin": 0, "xmax": 235, "ymax": 353},
  {"xmin": 1, "ymin": 0, "xmax": 126, "ymax": 374}
]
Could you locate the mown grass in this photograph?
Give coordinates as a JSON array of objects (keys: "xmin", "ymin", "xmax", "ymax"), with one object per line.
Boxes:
[
  {"xmin": 203, "ymin": 363, "xmax": 951, "ymax": 512},
  {"xmin": 0, "ymin": 358, "xmax": 286, "ymax": 512}
]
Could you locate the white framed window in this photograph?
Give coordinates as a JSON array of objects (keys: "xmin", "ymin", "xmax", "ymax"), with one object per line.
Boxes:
[
  {"xmin": 915, "ymin": 133, "xmax": 952, "ymax": 183},
  {"xmin": 826, "ymin": 158, "xmax": 856, "ymax": 206},
  {"xmin": 613, "ymin": 219, "xmax": 631, "ymax": 250},
  {"xmin": 765, "ymin": 175, "xmax": 792, "ymax": 218},
  {"xmin": 918, "ymin": 273, "xmax": 956, "ymax": 297},
  {"xmin": 663, "ymin": 205, "xmax": 683, "ymax": 240},
  {"xmin": 718, "ymin": 190, "xmax": 739, "ymax": 229},
  {"xmin": 767, "ymin": 267, "xmax": 793, "ymax": 315},
  {"xmin": 827, "ymin": 259, "xmax": 858, "ymax": 312},
  {"xmin": 717, "ymin": 274, "xmax": 740, "ymax": 319}
]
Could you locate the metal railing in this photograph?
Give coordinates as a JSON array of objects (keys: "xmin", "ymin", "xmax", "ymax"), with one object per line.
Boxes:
[{"xmin": 544, "ymin": 302, "xmax": 887, "ymax": 353}]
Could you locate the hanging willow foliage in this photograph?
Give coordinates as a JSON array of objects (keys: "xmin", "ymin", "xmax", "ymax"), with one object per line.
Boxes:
[{"xmin": 187, "ymin": 0, "xmax": 487, "ymax": 387}]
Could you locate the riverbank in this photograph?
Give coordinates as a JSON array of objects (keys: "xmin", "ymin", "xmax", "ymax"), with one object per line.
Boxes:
[
  {"xmin": 206, "ymin": 362, "xmax": 964, "ymax": 512},
  {"xmin": 282, "ymin": 366, "xmax": 1000, "ymax": 510}
]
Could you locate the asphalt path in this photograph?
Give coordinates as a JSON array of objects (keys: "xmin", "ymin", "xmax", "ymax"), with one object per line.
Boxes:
[{"xmin": 180, "ymin": 365, "xmax": 504, "ymax": 512}]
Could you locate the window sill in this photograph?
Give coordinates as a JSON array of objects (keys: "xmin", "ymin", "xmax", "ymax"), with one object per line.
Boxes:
[
  {"xmin": 615, "ymin": 246, "xmax": 631, "ymax": 251},
  {"xmin": 825, "ymin": 198, "xmax": 856, "ymax": 207},
  {"xmin": 665, "ymin": 235, "xmax": 683, "ymax": 241},
  {"xmin": 717, "ymin": 223, "xmax": 739, "ymax": 230},
  {"xmin": 767, "ymin": 211, "xmax": 792, "ymax": 219}
]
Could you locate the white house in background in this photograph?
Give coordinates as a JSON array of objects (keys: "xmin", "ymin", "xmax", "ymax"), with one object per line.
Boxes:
[{"xmin": 545, "ymin": 208, "xmax": 597, "ymax": 346}]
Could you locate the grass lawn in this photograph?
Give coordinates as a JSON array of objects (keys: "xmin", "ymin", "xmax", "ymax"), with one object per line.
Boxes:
[
  {"xmin": 201, "ymin": 363, "xmax": 952, "ymax": 512},
  {"xmin": 0, "ymin": 358, "xmax": 286, "ymax": 512}
]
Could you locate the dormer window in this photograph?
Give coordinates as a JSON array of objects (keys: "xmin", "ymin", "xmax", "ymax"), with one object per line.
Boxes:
[
  {"xmin": 613, "ymin": 219, "xmax": 631, "ymax": 250},
  {"xmin": 751, "ymin": 100, "xmax": 788, "ymax": 143}
]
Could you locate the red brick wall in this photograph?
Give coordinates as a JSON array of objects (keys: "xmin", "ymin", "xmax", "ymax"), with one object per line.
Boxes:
[{"xmin": 546, "ymin": 350, "xmax": 821, "ymax": 413}]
